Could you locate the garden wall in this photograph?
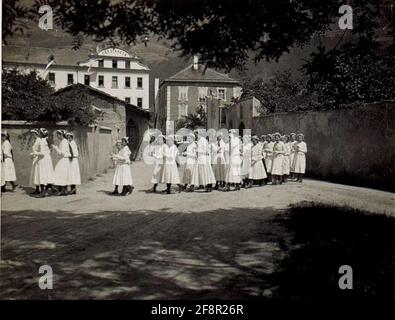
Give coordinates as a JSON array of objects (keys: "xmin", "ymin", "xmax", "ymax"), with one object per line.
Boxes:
[
  {"xmin": 252, "ymin": 101, "xmax": 395, "ymax": 191},
  {"xmin": 1, "ymin": 121, "xmax": 113, "ymax": 187}
]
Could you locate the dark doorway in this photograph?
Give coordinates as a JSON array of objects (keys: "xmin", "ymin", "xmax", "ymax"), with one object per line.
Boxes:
[
  {"xmin": 126, "ymin": 119, "xmax": 140, "ymax": 160},
  {"xmin": 239, "ymin": 122, "xmax": 245, "ymax": 137}
]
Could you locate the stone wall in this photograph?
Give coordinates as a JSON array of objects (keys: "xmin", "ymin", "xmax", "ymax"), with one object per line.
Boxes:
[
  {"xmin": 2, "ymin": 121, "xmax": 113, "ymax": 187},
  {"xmin": 251, "ymin": 101, "xmax": 395, "ymax": 191}
]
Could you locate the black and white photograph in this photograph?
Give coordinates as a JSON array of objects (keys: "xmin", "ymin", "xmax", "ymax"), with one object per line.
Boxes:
[{"xmin": 1, "ymin": 0, "xmax": 395, "ymax": 311}]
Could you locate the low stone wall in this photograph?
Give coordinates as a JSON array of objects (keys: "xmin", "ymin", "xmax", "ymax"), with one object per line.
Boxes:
[
  {"xmin": 252, "ymin": 101, "xmax": 395, "ymax": 191},
  {"xmin": 1, "ymin": 121, "xmax": 113, "ymax": 186}
]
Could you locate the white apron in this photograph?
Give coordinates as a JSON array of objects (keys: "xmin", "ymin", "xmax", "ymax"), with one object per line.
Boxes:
[
  {"xmin": 249, "ymin": 143, "xmax": 267, "ymax": 180},
  {"xmin": 293, "ymin": 141, "xmax": 307, "ymax": 174},
  {"xmin": 271, "ymin": 141, "xmax": 285, "ymax": 175},
  {"xmin": 241, "ymin": 142, "xmax": 252, "ymax": 177},
  {"xmin": 282, "ymin": 142, "xmax": 291, "ymax": 175},
  {"xmin": 160, "ymin": 144, "xmax": 180, "ymax": 184},
  {"xmin": 68, "ymin": 140, "xmax": 81, "ymax": 185},
  {"xmin": 289, "ymin": 140, "xmax": 298, "ymax": 172},
  {"xmin": 225, "ymin": 136, "xmax": 242, "ymax": 183},
  {"xmin": 53, "ymin": 138, "xmax": 72, "ymax": 186},
  {"xmin": 191, "ymin": 137, "xmax": 216, "ymax": 186},
  {"xmin": 2, "ymin": 140, "xmax": 17, "ymax": 181},
  {"xmin": 182, "ymin": 142, "xmax": 196, "ymax": 185},
  {"xmin": 37, "ymin": 138, "xmax": 55, "ymax": 185},
  {"xmin": 263, "ymin": 141, "xmax": 274, "ymax": 173},
  {"xmin": 150, "ymin": 144, "xmax": 165, "ymax": 184},
  {"xmin": 113, "ymin": 146, "xmax": 133, "ymax": 186},
  {"xmin": 211, "ymin": 140, "xmax": 227, "ymax": 181}
]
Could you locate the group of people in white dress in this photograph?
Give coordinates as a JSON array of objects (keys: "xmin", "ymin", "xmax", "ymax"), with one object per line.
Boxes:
[
  {"xmin": 1, "ymin": 128, "xmax": 307, "ymax": 197},
  {"xmin": 140, "ymin": 129, "xmax": 307, "ymax": 194},
  {"xmin": 1, "ymin": 128, "xmax": 81, "ymax": 197},
  {"xmin": 29, "ymin": 128, "xmax": 81, "ymax": 197}
]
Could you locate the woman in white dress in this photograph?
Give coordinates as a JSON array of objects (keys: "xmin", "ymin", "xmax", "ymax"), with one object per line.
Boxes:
[
  {"xmin": 263, "ymin": 134, "xmax": 274, "ymax": 183},
  {"xmin": 110, "ymin": 140, "xmax": 123, "ymax": 195},
  {"xmin": 29, "ymin": 129, "xmax": 42, "ymax": 195},
  {"xmin": 293, "ymin": 133, "xmax": 307, "ymax": 182},
  {"xmin": 52, "ymin": 129, "xmax": 72, "ymax": 196},
  {"xmin": 224, "ymin": 129, "xmax": 242, "ymax": 191},
  {"xmin": 248, "ymin": 135, "xmax": 267, "ymax": 187},
  {"xmin": 36, "ymin": 128, "xmax": 55, "ymax": 196},
  {"xmin": 289, "ymin": 132, "xmax": 297, "ymax": 180},
  {"xmin": 241, "ymin": 135, "xmax": 252, "ymax": 188},
  {"xmin": 271, "ymin": 132, "xmax": 285, "ymax": 185},
  {"xmin": 190, "ymin": 130, "xmax": 216, "ymax": 192},
  {"xmin": 1, "ymin": 131, "xmax": 17, "ymax": 191},
  {"xmin": 281, "ymin": 135, "xmax": 291, "ymax": 183},
  {"xmin": 211, "ymin": 134, "xmax": 227, "ymax": 190},
  {"xmin": 66, "ymin": 132, "xmax": 81, "ymax": 194},
  {"xmin": 111, "ymin": 137, "xmax": 133, "ymax": 195},
  {"xmin": 160, "ymin": 135, "xmax": 181, "ymax": 194},
  {"xmin": 182, "ymin": 133, "xmax": 197, "ymax": 191}
]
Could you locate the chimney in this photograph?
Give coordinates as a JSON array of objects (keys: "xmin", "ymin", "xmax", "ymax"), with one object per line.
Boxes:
[{"xmin": 193, "ymin": 55, "xmax": 199, "ymax": 70}]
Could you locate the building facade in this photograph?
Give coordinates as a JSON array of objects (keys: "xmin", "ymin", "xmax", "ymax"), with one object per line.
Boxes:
[
  {"xmin": 2, "ymin": 46, "xmax": 150, "ymax": 109},
  {"xmin": 157, "ymin": 57, "xmax": 242, "ymax": 132}
]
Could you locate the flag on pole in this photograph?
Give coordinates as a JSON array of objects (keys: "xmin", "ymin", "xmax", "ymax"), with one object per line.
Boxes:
[{"xmin": 43, "ymin": 59, "xmax": 55, "ymax": 74}]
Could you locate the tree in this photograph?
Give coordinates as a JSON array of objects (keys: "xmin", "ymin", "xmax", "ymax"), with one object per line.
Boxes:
[
  {"xmin": 6, "ymin": 0, "xmax": 394, "ymax": 71},
  {"xmin": 2, "ymin": 69, "xmax": 55, "ymax": 120},
  {"xmin": 176, "ymin": 105, "xmax": 207, "ymax": 130},
  {"xmin": 2, "ymin": 69, "xmax": 97, "ymax": 125},
  {"xmin": 241, "ymin": 71, "xmax": 317, "ymax": 114}
]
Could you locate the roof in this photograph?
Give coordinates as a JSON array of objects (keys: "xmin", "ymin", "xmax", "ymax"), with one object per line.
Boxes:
[
  {"xmin": 162, "ymin": 63, "xmax": 240, "ymax": 86},
  {"xmin": 53, "ymin": 84, "xmax": 151, "ymax": 117},
  {"xmin": 2, "ymin": 45, "xmax": 92, "ymax": 66}
]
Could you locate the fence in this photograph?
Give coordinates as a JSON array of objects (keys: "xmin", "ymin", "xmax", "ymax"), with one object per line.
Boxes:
[{"xmin": 1, "ymin": 121, "xmax": 114, "ymax": 187}]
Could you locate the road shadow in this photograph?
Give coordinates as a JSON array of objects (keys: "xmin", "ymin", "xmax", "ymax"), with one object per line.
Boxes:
[{"xmin": 1, "ymin": 202, "xmax": 394, "ymax": 300}]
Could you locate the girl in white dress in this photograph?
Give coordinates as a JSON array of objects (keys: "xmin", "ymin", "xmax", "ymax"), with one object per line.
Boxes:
[
  {"xmin": 111, "ymin": 137, "xmax": 133, "ymax": 195},
  {"xmin": 110, "ymin": 140, "xmax": 122, "ymax": 194},
  {"xmin": 29, "ymin": 129, "xmax": 42, "ymax": 195},
  {"xmin": 52, "ymin": 130, "xmax": 72, "ymax": 196},
  {"xmin": 182, "ymin": 133, "xmax": 197, "ymax": 191},
  {"xmin": 1, "ymin": 131, "xmax": 17, "ymax": 191},
  {"xmin": 160, "ymin": 135, "xmax": 181, "ymax": 194},
  {"xmin": 263, "ymin": 134, "xmax": 274, "ymax": 182},
  {"xmin": 248, "ymin": 135, "xmax": 267, "ymax": 187},
  {"xmin": 190, "ymin": 130, "xmax": 216, "ymax": 192},
  {"xmin": 37, "ymin": 128, "xmax": 55, "ymax": 196},
  {"xmin": 66, "ymin": 132, "xmax": 81, "ymax": 194},
  {"xmin": 289, "ymin": 132, "xmax": 297, "ymax": 180},
  {"xmin": 281, "ymin": 135, "xmax": 291, "ymax": 183},
  {"xmin": 271, "ymin": 132, "xmax": 285, "ymax": 185},
  {"xmin": 293, "ymin": 133, "xmax": 307, "ymax": 182},
  {"xmin": 224, "ymin": 129, "xmax": 242, "ymax": 191},
  {"xmin": 241, "ymin": 135, "xmax": 252, "ymax": 188},
  {"xmin": 211, "ymin": 134, "xmax": 227, "ymax": 189}
]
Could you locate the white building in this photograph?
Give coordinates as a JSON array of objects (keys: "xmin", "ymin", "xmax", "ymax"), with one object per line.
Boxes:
[{"xmin": 2, "ymin": 46, "xmax": 150, "ymax": 109}]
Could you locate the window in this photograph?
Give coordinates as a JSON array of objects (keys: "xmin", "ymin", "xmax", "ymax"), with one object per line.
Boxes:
[
  {"xmin": 178, "ymin": 103, "xmax": 188, "ymax": 118},
  {"xmin": 98, "ymin": 75, "xmax": 104, "ymax": 87},
  {"xmin": 137, "ymin": 77, "xmax": 143, "ymax": 88},
  {"xmin": 198, "ymin": 87, "xmax": 208, "ymax": 101},
  {"xmin": 125, "ymin": 60, "xmax": 130, "ymax": 69},
  {"xmin": 218, "ymin": 88, "xmax": 226, "ymax": 100},
  {"xmin": 137, "ymin": 98, "xmax": 143, "ymax": 108},
  {"xmin": 112, "ymin": 76, "xmax": 118, "ymax": 88},
  {"xmin": 98, "ymin": 59, "xmax": 104, "ymax": 67},
  {"xmin": 178, "ymin": 86, "xmax": 188, "ymax": 101},
  {"xmin": 125, "ymin": 97, "xmax": 131, "ymax": 104},
  {"xmin": 125, "ymin": 77, "xmax": 130, "ymax": 88},
  {"xmin": 48, "ymin": 72, "xmax": 55, "ymax": 86},
  {"xmin": 84, "ymin": 75, "xmax": 90, "ymax": 86},
  {"xmin": 112, "ymin": 59, "xmax": 118, "ymax": 68},
  {"xmin": 67, "ymin": 73, "xmax": 74, "ymax": 85}
]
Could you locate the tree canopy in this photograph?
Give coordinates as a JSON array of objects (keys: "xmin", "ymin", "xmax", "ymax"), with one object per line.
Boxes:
[
  {"xmin": 3, "ymin": 0, "xmax": 394, "ymax": 71},
  {"xmin": 2, "ymin": 69, "xmax": 97, "ymax": 125}
]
